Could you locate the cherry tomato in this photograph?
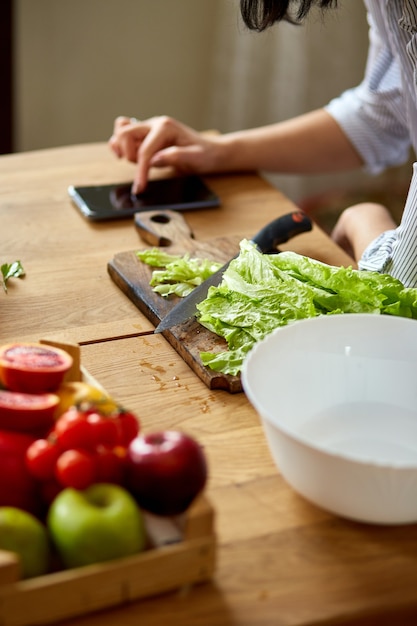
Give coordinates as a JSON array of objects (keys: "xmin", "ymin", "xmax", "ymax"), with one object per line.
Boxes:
[
  {"xmin": 26, "ymin": 437, "xmax": 61, "ymax": 481},
  {"xmin": 86, "ymin": 412, "xmax": 119, "ymax": 448},
  {"xmin": 55, "ymin": 449, "xmax": 97, "ymax": 490},
  {"xmin": 116, "ymin": 411, "xmax": 140, "ymax": 446},
  {"xmin": 95, "ymin": 446, "xmax": 126, "ymax": 484},
  {"xmin": 54, "ymin": 408, "xmax": 92, "ymax": 451}
]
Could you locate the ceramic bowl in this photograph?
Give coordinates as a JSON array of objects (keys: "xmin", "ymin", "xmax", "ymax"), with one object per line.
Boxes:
[{"xmin": 241, "ymin": 314, "xmax": 417, "ymax": 524}]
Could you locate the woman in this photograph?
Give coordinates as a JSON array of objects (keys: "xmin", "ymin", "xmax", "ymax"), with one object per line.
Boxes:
[{"xmin": 109, "ymin": 1, "xmax": 417, "ymax": 287}]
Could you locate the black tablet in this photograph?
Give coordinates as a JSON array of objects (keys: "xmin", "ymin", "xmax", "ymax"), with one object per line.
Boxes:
[{"xmin": 68, "ymin": 176, "xmax": 220, "ymax": 221}]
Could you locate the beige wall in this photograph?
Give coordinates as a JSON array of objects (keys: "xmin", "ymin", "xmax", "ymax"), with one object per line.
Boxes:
[
  {"xmin": 13, "ymin": 2, "xmax": 412, "ymax": 221},
  {"xmin": 15, "ymin": 1, "xmax": 371, "ymax": 154},
  {"xmin": 14, "ymin": 0, "xmax": 220, "ymax": 151}
]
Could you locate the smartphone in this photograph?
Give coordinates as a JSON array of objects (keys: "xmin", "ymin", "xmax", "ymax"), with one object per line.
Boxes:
[{"xmin": 68, "ymin": 175, "xmax": 220, "ymax": 221}]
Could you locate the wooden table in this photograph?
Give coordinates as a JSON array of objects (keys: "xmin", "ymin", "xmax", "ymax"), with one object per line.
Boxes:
[{"xmin": 1, "ymin": 143, "xmax": 417, "ymax": 626}]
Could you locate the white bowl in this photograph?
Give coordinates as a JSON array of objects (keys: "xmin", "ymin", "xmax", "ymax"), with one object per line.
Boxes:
[{"xmin": 241, "ymin": 314, "xmax": 417, "ymax": 525}]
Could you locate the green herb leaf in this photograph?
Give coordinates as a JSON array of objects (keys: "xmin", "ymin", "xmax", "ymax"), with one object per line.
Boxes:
[{"xmin": 1, "ymin": 260, "xmax": 25, "ymax": 293}]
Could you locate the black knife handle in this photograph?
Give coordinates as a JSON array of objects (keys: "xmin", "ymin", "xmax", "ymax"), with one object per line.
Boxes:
[{"xmin": 251, "ymin": 211, "xmax": 312, "ymax": 254}]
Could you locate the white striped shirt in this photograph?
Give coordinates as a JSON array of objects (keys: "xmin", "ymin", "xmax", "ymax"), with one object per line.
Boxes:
[{"xmin": 325, "ymin": 0, "xmax": 417, "ymax": 287}]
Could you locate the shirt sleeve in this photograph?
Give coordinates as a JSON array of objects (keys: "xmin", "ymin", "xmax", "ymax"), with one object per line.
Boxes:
[
  {"xmin": 324, "ymin": 11, "xmax": 411, "ymax": 175},
  {"xmin": 358, "ymin": 162, "xmax": 417, "ymax": 288}
]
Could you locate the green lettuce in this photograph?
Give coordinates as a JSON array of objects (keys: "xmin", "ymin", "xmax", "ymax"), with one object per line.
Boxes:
[
  {"xmin": 138, "ymin": 241, "xmax": 417, "ymax": 376},
  {"xmin": 137, "ymin": 248, "xmax": 222, "ymax": 297},
  {"xmin": 197, "ymin": 240, "xmax": 417, "ymax": 375}
]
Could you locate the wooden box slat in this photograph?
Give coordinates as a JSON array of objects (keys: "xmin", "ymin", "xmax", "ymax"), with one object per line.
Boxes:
[{"xmin": 0, "ymin": 496, "xmax": 215, "ymax": 626}]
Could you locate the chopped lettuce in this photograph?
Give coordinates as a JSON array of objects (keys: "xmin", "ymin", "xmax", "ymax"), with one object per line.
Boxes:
[
  {"xmin": 138, "ymin": 241, "xmax": 417, "ymax": 376},
  {"xmin": 137, "ymin": 248, "xmax": 222, "ymax": 298},
  {"xmin": 197, "ymin": 240, "xmax": 417, "ymax": 375}
]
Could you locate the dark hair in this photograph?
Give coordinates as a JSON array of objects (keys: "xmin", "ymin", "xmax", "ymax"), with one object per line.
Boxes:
[{"xmin": 240, "ymin": 0, "xmax": 338, "ymax": 30}]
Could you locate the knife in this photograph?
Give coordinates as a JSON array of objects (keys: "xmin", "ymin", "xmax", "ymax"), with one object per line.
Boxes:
[{"xmin": 154, "ymin": 210, "xmax": 312, "ymax": 333}]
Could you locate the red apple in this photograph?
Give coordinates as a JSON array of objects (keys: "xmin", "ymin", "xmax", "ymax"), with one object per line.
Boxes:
[{"xmin": 125, "ymin": 430, "xmax": 208, "ymax": 516}]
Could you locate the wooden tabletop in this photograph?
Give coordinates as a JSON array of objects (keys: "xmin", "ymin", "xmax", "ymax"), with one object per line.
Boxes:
[{"xmin": 2, "ymin": 143, "xmax": 417, "ymax": 626}]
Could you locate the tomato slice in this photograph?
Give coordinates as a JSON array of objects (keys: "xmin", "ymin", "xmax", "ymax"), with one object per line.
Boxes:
[
  {"xmin": 0, "ymin": 389, "xmax": 59, "ymax": 435},
  {"xmin": 0, "ymin": 342, "xmax": 73, "ymax": 393}
]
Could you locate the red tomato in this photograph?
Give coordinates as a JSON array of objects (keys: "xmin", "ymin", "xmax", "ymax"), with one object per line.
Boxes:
[
  {"xmin": 86, "ymin": 412, "xmax": 120, "ymax": 448},
  {"xmin": 0, "ymin": 429, "xmax": 40, "ymax": 514},
  {"xmin": 95, "ymin": 446, "xmax": 126, "ymax": 484},
  {"xmin": 54, "ymin": 408, "xmax": 93, "ymax": 451},
  {"xmin": 26, "ymin": 438, "xmax": 61, "ymax": 481},
  {"xmin": 55, "ymin": 449, "xmax": 97, "ymax": 490},
  {"xmin": 116, "ymin": 412, "xmax": 140, "ymax": 446}
]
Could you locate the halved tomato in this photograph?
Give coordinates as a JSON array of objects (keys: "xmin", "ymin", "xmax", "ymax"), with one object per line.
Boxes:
[
  {"xmin": 0, "ymin": 343, "xmax": 73, "ymax": 393},
  {"xmin": 0, "ymin": 390, "xmax": 59, "ymax": 434}
]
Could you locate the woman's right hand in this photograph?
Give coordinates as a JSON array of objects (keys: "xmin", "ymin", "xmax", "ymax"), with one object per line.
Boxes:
[{"xmin": 108, "ymin": 115, "xmax": 222, "ymax": 193}]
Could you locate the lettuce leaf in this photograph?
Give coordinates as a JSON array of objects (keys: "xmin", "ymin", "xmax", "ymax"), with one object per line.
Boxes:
[
  {"xmin": 137, "ymin": 248, "xmax": 222, "ymax": 298},
  {"xmin": 197, "ymin": 240, "xmax": 417, "ymax": 375},
  {"xmin": 138, "ymin": 241, "xmax": 417, "ymax": 376}
]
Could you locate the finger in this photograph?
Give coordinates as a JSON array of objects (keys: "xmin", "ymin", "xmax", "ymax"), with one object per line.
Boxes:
[
  {"xmin": 110, "ymin": 116, "xmax": 139, "ymax": 158},
  {"xmin": 108, "ymin": 134, "xmax": 123, "ymax": 158},
  {"xmin": 133, "ymin": 119, "xmax": 180, "ymax": 192},
  {"xmin": 110, "ymin": 120, "xmax": 149, "ymax": 164},
  {"xmin": 114, "ymin": 115, "xmax": 133, "ymax": 132},
  {"xmin": 149, "ymin": 145, "xmax": 186, "ymax": 168}
]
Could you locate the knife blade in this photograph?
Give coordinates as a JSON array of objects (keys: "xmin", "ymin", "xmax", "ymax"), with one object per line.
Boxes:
[{"xmin": 154, "ymin": 210, "xmax": 312, "ymax": 333}]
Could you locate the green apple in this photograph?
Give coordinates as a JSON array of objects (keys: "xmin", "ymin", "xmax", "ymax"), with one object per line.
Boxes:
[
  {"xmin": 0, "ymin": 506, "xmax": 49, "ymax": 578},
  {"xmin": 47, "ymin": 483, "xmax": 146, "ymax": 569}
]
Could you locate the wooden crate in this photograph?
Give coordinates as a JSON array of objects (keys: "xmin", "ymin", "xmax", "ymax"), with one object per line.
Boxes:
[
  {"xmin": 0, "ymin": 340, "xmax": 216, "ymax": 626},
  {"xmin": 0, "ymin": 496, "xmax": 216, "ymax": 626}
]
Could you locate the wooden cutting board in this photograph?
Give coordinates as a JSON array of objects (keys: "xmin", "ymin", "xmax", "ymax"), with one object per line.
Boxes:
[{"xmin": 107, "ymin": 210, "xmax": 243, "ymax": 393}]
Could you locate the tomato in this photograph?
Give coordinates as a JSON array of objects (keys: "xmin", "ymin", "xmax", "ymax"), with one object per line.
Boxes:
[
  {"xmin": 55, "ymin": 449, "xmax": 97, "ymax": 490},
  {"xmin": 54, "ymin": 407, "xmax": 127, "ymax": 451},
  {"xmin": 0, "ymin": 342, "xmax": 73, "ymax": 393},
  {"xmin": 26, "ymin": 438, "xmax": 61, "ymax": 481},
  {"xmin": 0, "ymin": 429, "xmax": 40, "ymax": 515},
  {"xmin": 54, "ymin": 408, "xmax": 93, "ymax": 451},
  {"xmin": 116, "ymin": 412, "xmax": 140, "ymax": 446},
  {"xmin": 95, "ymin": 446, "xmax": 126, "ymax": 484},
  {"xmin": 86, "ymin": 411, "xmax": 120, "ymax": 448},
  {"xmin": 0, "ymin": 389, "xmax": 59, "ymax": 435}
]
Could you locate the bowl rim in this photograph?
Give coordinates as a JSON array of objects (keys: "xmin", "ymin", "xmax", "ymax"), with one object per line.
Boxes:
[{"xmin": 241, "ymin": 314, "xmax": 417, "ymax": 471}]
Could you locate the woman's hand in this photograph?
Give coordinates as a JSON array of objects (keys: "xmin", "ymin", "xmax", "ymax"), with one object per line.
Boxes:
[{"xmin": 108, "ymin": 115, "xmax": 221, "ymax": 193}]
